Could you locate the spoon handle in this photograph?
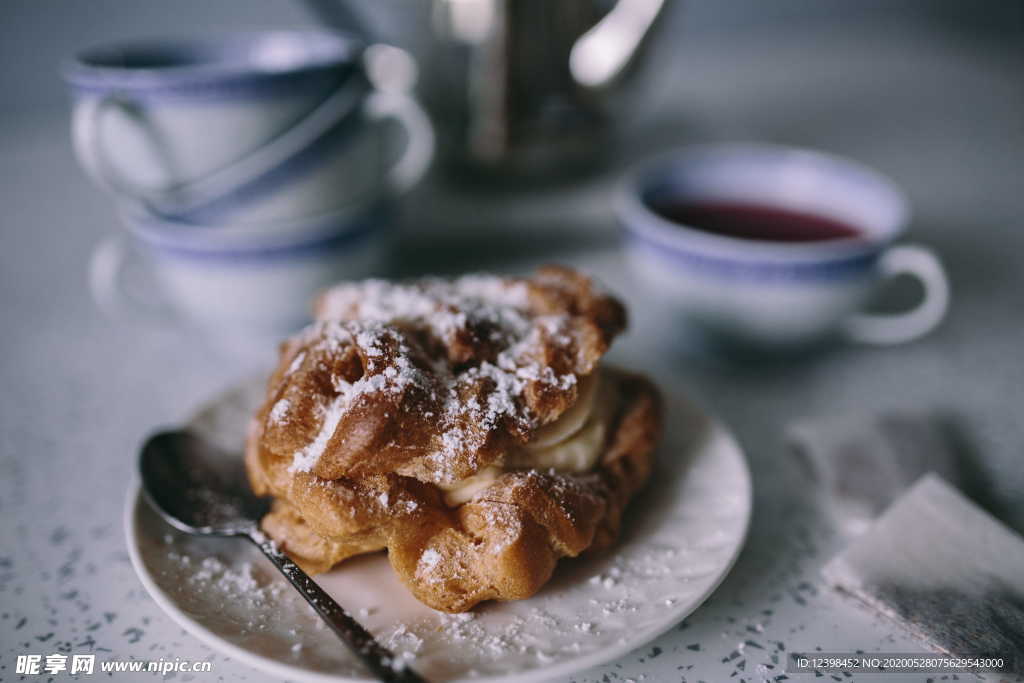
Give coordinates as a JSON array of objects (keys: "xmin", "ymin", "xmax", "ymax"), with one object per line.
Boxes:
[{"xmin": 249, "ymin": 532, "xmax": 427, "ymax": 683}]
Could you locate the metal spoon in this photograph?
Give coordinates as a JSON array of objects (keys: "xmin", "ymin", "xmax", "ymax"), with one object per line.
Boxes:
[{"xmin": 139, "ymin": 430, "xmax": 427, "ymax": 683}]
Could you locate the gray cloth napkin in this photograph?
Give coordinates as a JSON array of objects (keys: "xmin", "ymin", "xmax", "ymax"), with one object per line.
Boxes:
[
  {"xmin": 788, "ymin": 412, "xmax": 962, "ymax": 535},
  {"xmin": 823, "ymin": 474, "xmax": 1024, "ymax": 667}
]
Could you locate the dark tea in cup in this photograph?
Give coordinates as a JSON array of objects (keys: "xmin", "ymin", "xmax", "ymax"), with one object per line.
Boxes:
[{"xmin": 650, "ymin": 200, "xmax": 863, "ymax": 243}]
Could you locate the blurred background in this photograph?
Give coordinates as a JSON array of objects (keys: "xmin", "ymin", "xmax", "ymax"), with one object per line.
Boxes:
[
  {"xmin": 2, "ymin": 0, "xmax": 1019, "ymax": 276},
  {"xmin": 5, "ymin": 1, "xmax": 1021, "ymax": 262},
  {"xmin": 1, "ymin": 1, "xmax": 1022, "ymax": 680}
]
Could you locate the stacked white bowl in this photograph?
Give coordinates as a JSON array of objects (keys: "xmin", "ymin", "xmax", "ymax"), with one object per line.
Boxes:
[{"xmin": 65, "ymin": 30, "xmax": 433, "ymax": 332}]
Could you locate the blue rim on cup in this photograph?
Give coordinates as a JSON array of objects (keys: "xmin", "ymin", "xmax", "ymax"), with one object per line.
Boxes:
[
  {"xmin": 62, "ymin": 30, "xmax": 363, "ymax": 99},
  {"xmin": 120, "ymin": 198, "xmax": 393, "ymax": 260},
  {"xmin": 616, "ymin": 143, "xmax": 949, "ymax": 347}
]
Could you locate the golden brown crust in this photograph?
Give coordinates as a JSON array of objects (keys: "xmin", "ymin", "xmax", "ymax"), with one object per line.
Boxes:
[
  {"xmin": 244, "ymin": 267, "xmax": 662, "ymax": 612},
  {"xmin": 248, "ymin": 371, "xmax": 661, "ymax": 612},
  {"xmin": 254, "ymin": 266, "xmax": 627, "ymax": 486}
]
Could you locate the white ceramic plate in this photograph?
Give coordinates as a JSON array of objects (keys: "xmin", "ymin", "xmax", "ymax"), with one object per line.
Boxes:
[{"xmin": 126, "ymin": 377, "xmax": 751, "ymax": 682}]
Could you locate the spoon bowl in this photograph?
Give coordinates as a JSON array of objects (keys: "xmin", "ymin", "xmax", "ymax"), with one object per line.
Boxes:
[{"xmin": 140, "ymin": 430, "xmax": 268, "ymax": 535}]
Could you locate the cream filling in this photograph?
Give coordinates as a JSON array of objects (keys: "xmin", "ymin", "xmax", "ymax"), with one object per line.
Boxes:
[
  {"xmin": 528, "ymin": 371, "xmax": 600, "ymax": 448},
  {"xmin": 440, "ymin": 370, "xmax": 617, "ymax": 506},
  {"xmin": 438, "ymin": 466, "xmax": 502, "ymax": 506},
  {"xmin": 513, "ymin": 371, "xmax": 616, "ymax": 471}
]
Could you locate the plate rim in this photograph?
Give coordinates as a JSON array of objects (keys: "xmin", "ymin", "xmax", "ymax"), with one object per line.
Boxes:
[{"xmin": 125, "ymin": 401, "xmax": 752, "ymax": 683}]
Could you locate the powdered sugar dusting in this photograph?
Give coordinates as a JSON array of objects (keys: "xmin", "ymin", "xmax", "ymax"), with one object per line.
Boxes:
[
  {"xmin": 317, "ymin": 274, "xmax": 532, "ymax": 342},
  {"xmin": 415, "ymin": 548, "xmax": 443, "ymax": 583},
  {"xmin": 286, "ymin": 321, "xmax": 430, "ymax": 473},
  {"xmin": 269, "ymin": 398, "xmax": 291, "ymax": 424},
  {"xmin": 165, "ymin": 547, "xmax": 283, "ymax": 615},
  {"xmin": 282, "ymin": 275, "xmax": 583, "ymax": 479},
  {"xmin": 285, "ymin": 351, "xmax": 306, "ymax": 376},
  {"xmin": 289, "ymin": 396, "xmax": 346, "ymax": 473}
]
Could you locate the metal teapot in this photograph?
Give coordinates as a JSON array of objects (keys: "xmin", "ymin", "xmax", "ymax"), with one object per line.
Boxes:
[{"xmin": 308, "ymin": 0, "xmax": 671, "ymax": 178}]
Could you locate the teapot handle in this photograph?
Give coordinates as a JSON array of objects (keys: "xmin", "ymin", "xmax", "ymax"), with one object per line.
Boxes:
[{"xmin": 570, "ymin": 0, "xmax": 669, "ymax": 89}]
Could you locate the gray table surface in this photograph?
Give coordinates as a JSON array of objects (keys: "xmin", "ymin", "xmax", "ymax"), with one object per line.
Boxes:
[{"xmin": 1, "ymin": 7, "xmax": 1022, "ymax": 683}]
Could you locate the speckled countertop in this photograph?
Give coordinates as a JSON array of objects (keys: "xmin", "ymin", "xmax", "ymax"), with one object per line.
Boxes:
[{"xmin": 1, "ymin": 9, "xmax": 1022, "ymax": 683}]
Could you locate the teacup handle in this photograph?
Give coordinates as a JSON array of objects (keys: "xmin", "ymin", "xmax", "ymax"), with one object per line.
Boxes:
[
  {"xmin": 75, "ymin": 94, "xmax": 179, "ymax": 202},
  {"xmin": 89, "ymin": 235, "xmax": 176, "ymax": 322},
  {"xmin": 77, "ymin": 80, "xmax": 365, "ymax": 215},
  {"xmin": 363, "ymin": 90, "xmax": 435, "ymax": 194},
  {"xmin": 842, "ymin": 244, "xmax": 950, "ymax": 345}
]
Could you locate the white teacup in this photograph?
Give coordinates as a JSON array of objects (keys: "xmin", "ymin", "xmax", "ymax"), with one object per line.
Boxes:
[
  {"xmin": 91, "ymin": 201, "xmax": 392, "ymax": 333},
  {"xmin": 64, "ymin": 31, "xmax": 432, "ymax": 224},
  {"xmin": 617, "ymin": 144, "xmax": 950, "ymax": 348}
]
